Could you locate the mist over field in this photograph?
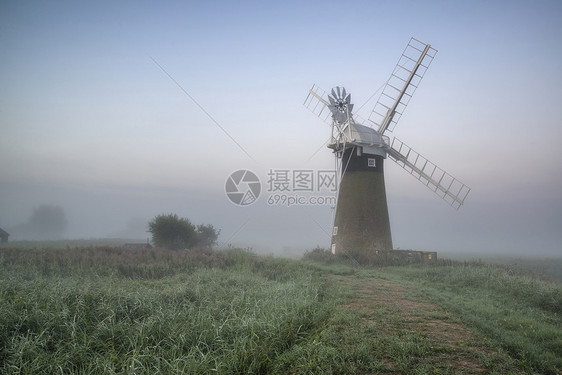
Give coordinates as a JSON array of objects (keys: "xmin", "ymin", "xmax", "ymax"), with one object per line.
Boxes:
[
  {"xmin": 1, "ymin": 1, "xmax": 561, "ymax": 258},
  {"xmin": 2, "ymin": 178, "xmax": 560, "ymax": 258}
]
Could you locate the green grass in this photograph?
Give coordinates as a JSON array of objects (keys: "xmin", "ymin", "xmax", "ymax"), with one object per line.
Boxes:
[
  {"xmin": 1, "ymin": 246, "xmax": 560, "ymax": 374},
  {"xmin": 379, "ymin": 263, "xmax": 562, "ymax": 374},
  {"xmin": 274, "ymin": 272, "xmax": 523, "ymax": 374},
  {"xmin": 0, "ymin": 247, "xmax": 331, "ymax": 374}
]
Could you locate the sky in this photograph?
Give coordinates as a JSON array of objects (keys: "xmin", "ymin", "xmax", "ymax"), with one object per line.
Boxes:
[{"xmin": 1, "ymin": 0, "xmax": 561, "ymax": 257}]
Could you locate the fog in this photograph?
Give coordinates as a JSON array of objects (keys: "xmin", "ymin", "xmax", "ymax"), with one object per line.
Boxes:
[{"xmin": 1, "ymin": 1, "xmax": 561, "ymax": 258}]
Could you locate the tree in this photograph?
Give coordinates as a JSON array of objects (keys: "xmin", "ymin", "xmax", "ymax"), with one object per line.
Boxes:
[
  {"xmin": 196, "ymin": 224, "xmax": 220, "ymax": 249},
  {"xmin": 148, "ymin": 214, "xmax": 197, "ymax": 250},
  {"xmin": 14, "ymin": 205, "xmax": 68, "ymax": 240}
]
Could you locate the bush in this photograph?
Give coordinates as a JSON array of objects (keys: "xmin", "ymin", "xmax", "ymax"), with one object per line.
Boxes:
[
  {"xmin": 196, "ymin": 224, "xmax": 220, "ymax": 248},
  {"xmin": 302, "ymin": 246, "xmax": 336, "ymax": 263},
  {"xmin": 148, "ymin": 214, "xmax": 197, "ymax": 250},
  {"xmin": 148, "ymin": 214, "xmax": 221, "ymax": 250}
]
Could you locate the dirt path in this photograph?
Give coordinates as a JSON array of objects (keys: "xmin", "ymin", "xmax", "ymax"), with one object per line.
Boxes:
[{"xmin": 333, "ymin": 273, "xmax": 505, "ymax": 374}]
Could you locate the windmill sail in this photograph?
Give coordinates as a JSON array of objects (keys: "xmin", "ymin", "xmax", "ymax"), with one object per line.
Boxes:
[
  {"xmin": 369, "ymin": 38, "xmax": 437, "ymax": 134},
  {"xmin": 303, "ymin": 84, "xmax": 332, "ymax": 123},
  {"xmin": 387, "ymin": 138, "xmax": 470, "ymax": 209}
]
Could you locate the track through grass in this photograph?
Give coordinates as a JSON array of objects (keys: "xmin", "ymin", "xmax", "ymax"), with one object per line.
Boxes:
[
  {"xmin": 383, "ymin": 264, "xmax": 562, "ymax": 374},
  {"xmin": 274, "ymin": 270, "xmax": 525, "ymax": 374},
  {"xmin": 1, "ymin": 247, "xmax": 560, "ymax": 374}
]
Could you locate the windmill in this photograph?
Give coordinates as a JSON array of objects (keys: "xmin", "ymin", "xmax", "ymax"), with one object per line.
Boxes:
[{"xmin": 304, "ymin": 37, "xmax": 470, "ymax": 258}]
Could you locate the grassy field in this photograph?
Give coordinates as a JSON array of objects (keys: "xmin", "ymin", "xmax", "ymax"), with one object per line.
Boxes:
[
  {"xmin": 0, "ymin": 246, "xmax": 560, "ymax": 374},
  {"xmin": 378, "ymin": 264, "xmax": 562, "ymax": 374}
]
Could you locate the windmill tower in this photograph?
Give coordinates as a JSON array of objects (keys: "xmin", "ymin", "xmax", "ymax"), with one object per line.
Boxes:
[{"xmin": 304, "ymin": 38, "xmax": 470, "ymax": 259}]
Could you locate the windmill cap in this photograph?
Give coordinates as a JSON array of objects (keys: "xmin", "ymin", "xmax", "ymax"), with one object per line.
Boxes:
[{"xmin": 342, "ymin": 123, "xmax": 389, "ymax": 157}]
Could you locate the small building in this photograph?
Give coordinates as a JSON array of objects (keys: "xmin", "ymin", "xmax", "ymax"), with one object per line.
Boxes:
[{"xmin": 0, "ymin": 227, "xmax": 9, "ymax": 243}]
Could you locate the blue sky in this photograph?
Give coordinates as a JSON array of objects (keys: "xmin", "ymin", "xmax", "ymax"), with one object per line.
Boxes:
[{"xmin": 1, "ymin": 0, "xmax": 561, "ymax": 256}]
